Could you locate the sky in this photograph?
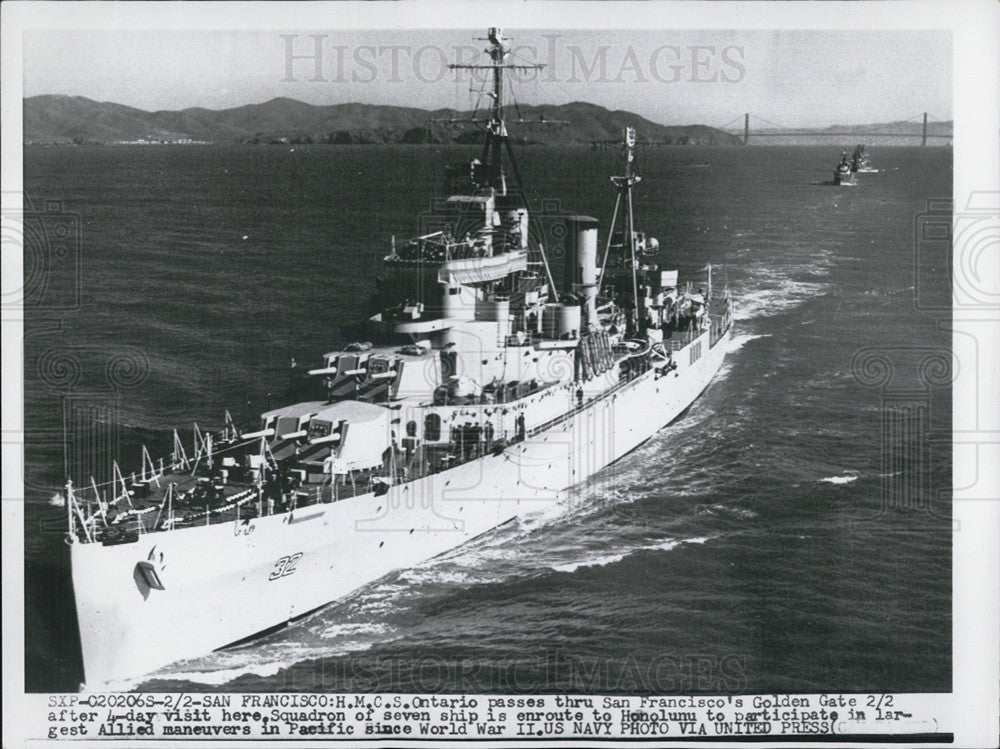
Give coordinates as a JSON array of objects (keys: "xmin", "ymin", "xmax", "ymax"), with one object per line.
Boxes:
[{"xmin": 23, "ymin": 28, "xmax": 952, "ymax": 129}]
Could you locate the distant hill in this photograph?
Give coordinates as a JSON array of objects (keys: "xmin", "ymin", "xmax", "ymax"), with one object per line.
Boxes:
[{"xmin": 23, "ymin": 95, "xmax": 743, "ymax": 146}]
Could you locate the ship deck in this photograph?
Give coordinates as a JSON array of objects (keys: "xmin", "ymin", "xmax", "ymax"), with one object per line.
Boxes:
[
  {"xmin": 77, "ymin": 435, "xmax": 523, "ymax": 545},
  {"xmin": 72, "ymin": 299, "xmax": 733, "ymax": 546}
]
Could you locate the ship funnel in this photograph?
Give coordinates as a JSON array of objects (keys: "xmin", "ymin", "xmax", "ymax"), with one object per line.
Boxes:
[{"xmin": 562, "ymin": 215, "xmax": 599, "ymax": 328}]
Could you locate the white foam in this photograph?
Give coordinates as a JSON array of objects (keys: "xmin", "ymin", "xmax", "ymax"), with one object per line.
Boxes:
[
  {"xmin": 733, "ymin": 279, "xmax": 826, "ymax": 322},
  {"xmin": 550, "ymin": 535, "xmax": 710, "ymax": 573},
  {"xmin": 726, "ymin": 333, "xmax": 771, "ymax": 353},
  {"xmin": 153, "ymin": 660, "xmax": 288, "ymax": 686},
  {"xmin": 92, "ymin": 657, "xmax": 291, "ymax": 691},
  {"xmin": 317, "ymin": 621, "xmax": 390, "ymax": 640},
  {"xmin": 820, "ymin": 475, "xmax": 859, "ymax": 485},
  {"xmin": 551, "ymin": 551, "xmax": 635, "ymax": 573},
  {"xmin": 703, "ymin": 504, "xmax": 758, "ymax": 519},
  {"xmin": 142, "ymin": 625, "xmax": 398, "ymax": 687},
  {"xmin": 646, "ymin": 538, "xmax": 686, "ymax": 551},
  {"xmin": 397, "ymin": 565, "xmax": 504, "ymax": 587}
]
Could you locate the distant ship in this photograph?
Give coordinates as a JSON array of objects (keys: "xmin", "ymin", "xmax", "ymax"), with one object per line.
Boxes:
[
  {"xmin": 834, "ymin": 151, "xmax": 857, "ymax": 185},
  {"xmin": 850, "ymin": 144, "xmax": 878, "ymax": 173},
  {"xmin": 63, "ymin": 28, "xmax": 735, "ymax": 685}
]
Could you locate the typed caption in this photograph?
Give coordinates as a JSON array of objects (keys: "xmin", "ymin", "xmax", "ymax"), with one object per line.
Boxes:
[{"xmin": 36, "ymin": 692, "xmax": 948, "ymax": 741}]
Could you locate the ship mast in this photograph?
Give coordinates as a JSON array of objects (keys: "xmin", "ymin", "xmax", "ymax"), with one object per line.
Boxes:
[
  {"xmin": 603, "ymin": 127, "xmax": 644, "ymax": 334},
  {"xmin": 447, "ymin": 27, "xmax": 544, "ymax": 197},
  {"xmin": 485, "ymin": 28, "xmax": 507, "ymax": 191}
]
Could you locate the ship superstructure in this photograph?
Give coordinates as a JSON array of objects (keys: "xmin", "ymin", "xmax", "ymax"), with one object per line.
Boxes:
[
  {"xmin": 833, "ymin": 150, "xmax": 857, "ymax": 185},
  {"xmin": 63, "ymin": 28, "xmax": 734, "ymax": 685},
  {"xmin": 850, "ymin": 144, "xmax": 878, "ymax": 173}
]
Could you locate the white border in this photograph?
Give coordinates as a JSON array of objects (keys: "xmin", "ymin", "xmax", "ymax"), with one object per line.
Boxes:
[{"xmin": 3, "ymin": 2, "xmax": 998, "ymax": 748}]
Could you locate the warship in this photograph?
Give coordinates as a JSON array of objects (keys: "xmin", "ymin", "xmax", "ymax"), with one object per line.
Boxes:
[
  {"xmin": 850, "ymin": 144, "xmax": 878, "ymax": 173},
  {"xmin": 62, "ymin": 28, "xmax": 734, "ymax": 685},
  {"xmin": 833, "ymin": 150, "xmax": 857, "ymax": 185}
]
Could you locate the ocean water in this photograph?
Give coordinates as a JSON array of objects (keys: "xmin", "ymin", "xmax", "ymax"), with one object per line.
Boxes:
[{"xmin": 23, "ymin": 144, "xmax": 952, "ymax": 694}]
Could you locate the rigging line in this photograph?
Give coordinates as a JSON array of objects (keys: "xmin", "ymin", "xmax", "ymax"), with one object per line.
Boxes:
[
  {"xmin": 508, "ymin": 83, "xmax": 524, "ymax": 122},
  {"xmin": 502, "ymin": 136, "xmax": 528, "ymax": 205},
  {"xmin": 502, "ymin": 135, "xmax": 558, "ymax": 301},
  {"xmin": 453, "ymin": 64, "xmax": 491, "ymax": 125},
  {"xmin": 71, "ymin": 434, "xmax": 261, "ymax": 493},
  {"xmin": 597, "ymin": 192, "xmax": 623, "ymax": 300},
  {"xmin": 500, "ymin": 126, "xmax": 547, "ymax": 213},
  {"xmin": 465, "ymin": 72, "xmax": 490, "ymax": 124}
]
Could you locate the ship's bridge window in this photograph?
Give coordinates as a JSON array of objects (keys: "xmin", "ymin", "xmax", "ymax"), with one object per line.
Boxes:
[
  {"xmin": 309, "ymin": 420, "xmax": 333, "ymax": 439},
  {"xmin": 369, "ymin": 356, "xmax": 392, "ymax": 376},
  {"xmin": 424, "ymin": 413, "xmax": 441, "ymax": 442}
]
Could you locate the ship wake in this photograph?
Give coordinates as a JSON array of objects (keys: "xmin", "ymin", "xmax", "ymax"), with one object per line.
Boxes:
[
  {"xmin": 734, "ymin": 278, "xmax": 826, "ymax": 322},
  {"xmin": 549, "ymin": 534, "xmax": 716, "ymax": 573}
]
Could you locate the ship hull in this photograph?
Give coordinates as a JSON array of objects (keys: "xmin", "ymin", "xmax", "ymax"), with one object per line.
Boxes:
[{"xmin": 71, "ymin": 327, "xmax": 731, "ymax": 686}]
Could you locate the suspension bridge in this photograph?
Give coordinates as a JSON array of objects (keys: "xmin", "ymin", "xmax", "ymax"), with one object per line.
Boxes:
[
  {"xmin": 590, "ymin": 111, "xmax": 952, "ymax": 149},
  {"xmin": 720, "ymin": 112, "xmax": 951, "ymax": 145}
]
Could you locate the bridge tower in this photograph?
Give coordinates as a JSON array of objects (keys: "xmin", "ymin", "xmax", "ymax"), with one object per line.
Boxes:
[{"xmin": 744, "ymin": 113, "xmax": 750, "ymax": 145}]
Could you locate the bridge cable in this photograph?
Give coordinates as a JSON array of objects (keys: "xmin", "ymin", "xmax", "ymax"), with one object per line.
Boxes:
[{"xmin": 749, "ymin": 114, "xmax": 792, "ymax": 131}]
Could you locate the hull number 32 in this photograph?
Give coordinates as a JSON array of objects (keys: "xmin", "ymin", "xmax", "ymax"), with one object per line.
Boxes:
[{"xmin": 269, "ymin": 552, "xmax": 303, "ymax": 580}]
